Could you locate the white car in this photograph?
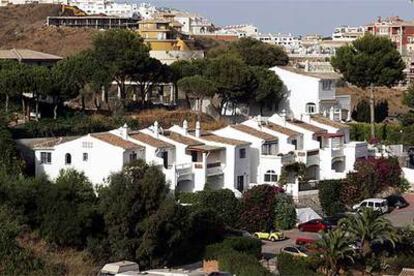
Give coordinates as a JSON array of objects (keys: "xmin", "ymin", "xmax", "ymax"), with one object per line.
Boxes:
[{"xmin": 352, "ymin": 198, "xmax": 388, "ymax": 214}]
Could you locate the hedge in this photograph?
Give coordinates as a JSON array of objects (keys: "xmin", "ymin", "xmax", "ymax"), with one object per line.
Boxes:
[
  {"xmin": 277, "ymin": 253, "xmax": 321, "ymax": 276},
  {"xmin": 318, "ymin": 179, "xmax": 345, "ymax": 216}
]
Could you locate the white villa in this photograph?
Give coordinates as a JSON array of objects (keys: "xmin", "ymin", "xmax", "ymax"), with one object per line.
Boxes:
[
  {"xmin": 30, "ymin": 112, "xmax": 368, "ymax": 199},
  {"xmin": 271, "ymin": 64, "xmax": 352, "ymax": 122}
]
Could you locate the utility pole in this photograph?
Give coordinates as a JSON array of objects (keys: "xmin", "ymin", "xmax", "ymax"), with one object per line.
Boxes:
[{"xmin": 369, "ymin": 83, "xmax": 375, "ymax": 139}]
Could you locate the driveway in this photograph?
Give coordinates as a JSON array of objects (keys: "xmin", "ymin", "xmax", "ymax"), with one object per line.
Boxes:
[
  {"xmin": 262, "ymin": 193, "xmax": 414, "ymax": 257},
  {"xmin": 384, "ymin": 193, "xmax": 414, "ymax": 227}
]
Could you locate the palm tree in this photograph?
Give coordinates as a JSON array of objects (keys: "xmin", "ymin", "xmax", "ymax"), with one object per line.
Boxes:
[
  {"xmin": 339, "ymin": 208, "xmax": 399, "ymax": 258},
  {"xmin": 317, "ymin": 229, "xmax": 355, "ymax": 275}
]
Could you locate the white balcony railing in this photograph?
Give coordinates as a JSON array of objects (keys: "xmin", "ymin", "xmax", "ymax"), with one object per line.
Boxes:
[
  {"xmin": 331, "ymin": 148, "xmax": 344, "ymax": 158},
  {"xmin": 176, "ymin": 163, "xmax": 192, "ymax": 176},
  {"xmin": 206, "ymin": 162, "xmax": 224, "ymax": 176}
]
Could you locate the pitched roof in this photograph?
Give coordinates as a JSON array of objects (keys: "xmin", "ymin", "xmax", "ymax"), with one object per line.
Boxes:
[
  {"xmin": 130, "ymin": 132, "xmax": 174, "ymax": 149},
  {"xmin": 91, "ymin": 133, "xmax": 143, "ymax": 150},
  {"xmin": 0, "ymin": 49, "xmax": 62, "ymax": 61},
  {"xmin": 32, "ymin": 136, "xmax": 79, "ymax": 149},
  {"xmin": 276, "ymin": 66, "xmax": 341, "ymax": 80},
  {"xmin": 287, "ymin": 119, "xmax": 328, "ymax": 134},
  {"xmin": 230, "ymin": 124, "xmax": 278, "ymax": 142},
  {"xmin": 264, "ymin": 122, "xmax": 301, "ymax": 138},
  {"xmin": 201, "ymin": 133, "xmax": 250, "ymax": 146},
  {"xmin": 311, "ymin": 115, "xmax": 349, "ymax": 129},
  {"xmin": 164, "ymin": 131, "xmax": 204, "ymax": 146}
]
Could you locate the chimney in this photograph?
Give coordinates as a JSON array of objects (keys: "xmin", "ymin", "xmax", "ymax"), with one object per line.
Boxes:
[
  {"xmin": 154, "ymin": 121, "xmax": 159, "ymax": 138},
  {"xmin": 183, "ymin": 120, "xmax": 188, "ymax": 135},
  {"xmin": 329, "ymin": 107, "xmax": 334, "ymax": 120},
  {"xmin": 121, "ymin": 123, "xmax": 129, "ymax": 140},
  {"xmin": 257, "ymin": 115, "xmax": 262, "ymax": 126},
  {"xmin": 195, "ymin": 121, "xmax": 201, "ymax": 138},
  {"xmin": 304, "ymin": 60, "xmax": 310, "ymax": 72},
  {"xmin": 280, "ymin": 109, "xmax": 287, "ymax": 126}
]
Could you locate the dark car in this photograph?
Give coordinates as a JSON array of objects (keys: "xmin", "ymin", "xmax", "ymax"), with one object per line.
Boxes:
[
  {"xmin": 322, "ymin": 213, "xmax": 348, "ymax": 227},
  {"xmin": 298, "ymin": 219, "xmax": 329, "ymax": 232},
  {"xmin": 386, "ymin": 195, "xmax": 409, "ymax": 209}
]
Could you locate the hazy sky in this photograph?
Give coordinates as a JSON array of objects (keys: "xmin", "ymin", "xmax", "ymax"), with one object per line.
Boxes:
[{"xmin": 141, "ymin": 0, "xmax": 414, "ymax": 36}]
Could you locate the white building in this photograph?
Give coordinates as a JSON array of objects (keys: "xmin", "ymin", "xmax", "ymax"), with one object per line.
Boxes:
[
  {"xmin": 172, "ymin": 11, "xmax": 214, "ymax": 35},
  {"xmin": 216, "ymin": 24, "xmax": 259, "ymax": 38},
  {"xmin": 0, "ymin": 0, "xmax": 66, "ymax": 6},
  {"xmin": 257, "ymin": 33, "xmax": 302, "ymax": 53},
  {"xmin": 30, "ymin": 116, "xmax": 367, "ymax": 200},
  {"xmin": 270, "ymin": 64, "xmax": 352, "ymax": 122},
  {"xmin": 332, "ymin": 25, "xmax": 365, "ymax": 42}
]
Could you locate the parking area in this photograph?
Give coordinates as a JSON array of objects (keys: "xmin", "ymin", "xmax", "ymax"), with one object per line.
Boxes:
[{"xmin": 262, "ymin": 193, "xmax": 414, "ymax": 257}]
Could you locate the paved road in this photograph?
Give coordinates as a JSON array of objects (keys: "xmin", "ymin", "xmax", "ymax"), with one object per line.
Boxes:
[{"xmin": 262, "ymin": 193, "xmax": 414, "ymax": 257}]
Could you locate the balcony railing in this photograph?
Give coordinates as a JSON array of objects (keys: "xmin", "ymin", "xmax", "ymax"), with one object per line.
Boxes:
[
  {"xmin": 306, "ymin": 150, "xmax": 320, "ymax": 166},
  {"xmin": 331, "ymin": 148, "xmax": 344, "ymax": 158},
  {"xmin": 207, "ymin": 162, "xmax": 221, "ymax": 169},
  {"xmin": 299, "ymin": 180, "xmax": 319, "ymax": 191},
  {"xmin": 176, "ymin": 163, "xmax": 192, "ymax": 176}
]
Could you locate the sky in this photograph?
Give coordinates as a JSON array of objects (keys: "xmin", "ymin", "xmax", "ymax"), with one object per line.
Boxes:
[{"xmin": 138, "ymin": 0, "xmax": 414, "ymax": 36}]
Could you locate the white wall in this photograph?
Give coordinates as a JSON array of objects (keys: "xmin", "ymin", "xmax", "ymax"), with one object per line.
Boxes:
[
  {"xmin": 35, "ymin": 136, "xmax": 136, "ymax": 186},
  {"xmin": 270, "ymin": 67, "xmax": 321, "ymax": 117}
]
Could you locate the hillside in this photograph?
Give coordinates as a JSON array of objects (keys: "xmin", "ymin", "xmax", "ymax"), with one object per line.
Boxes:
[
  {"xmin": 337, "ymin": 86, "xmax": 410, "ymax": 116},
  {"xmin": 0, "ymin": 4, "xmax": 96, "ymax": 57}
]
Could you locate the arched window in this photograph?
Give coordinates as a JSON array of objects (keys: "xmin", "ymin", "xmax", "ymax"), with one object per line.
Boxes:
[
  {"xmin": 65, "ymin": 153, "xmax": 72, "ymax": 165},
  {"xmin": 305, "ymin": 103, "xmax": 316, "ymax": 114},
  {"xmin": 264, "ymin": 170, "xmax": 278, "ymax": 182}
]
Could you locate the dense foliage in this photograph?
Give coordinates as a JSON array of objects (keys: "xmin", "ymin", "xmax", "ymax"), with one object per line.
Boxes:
[
  {"xmin": 239, "ymin": 185, "xmax": 284, "ymax": 232},
  {"xmin": 277, "ymin": 253, "xmax": 321, "ymax": 276},
  {"xmin": 352, "ymin": 99, "xmax": 389, "ymax": 123},
  {"xmin": 273, "ymin": 193, "xmax": 297, "ymax": 230},
  {"xmin": 318, "ymin": 179, "xmax": 345, "ymax": 216},
  {"xmin": 205, "ymin": 237, "xmax": 270, "ymax": 276}
]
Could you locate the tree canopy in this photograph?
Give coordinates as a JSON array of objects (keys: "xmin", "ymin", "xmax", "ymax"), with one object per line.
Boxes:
[{"xmin": 331, "ymin": 33, "xmax": 405, "ymax": 88}]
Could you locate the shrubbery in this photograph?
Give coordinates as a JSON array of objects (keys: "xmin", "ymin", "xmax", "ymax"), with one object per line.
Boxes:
[
  {"xmin": 239, "ymin": 184, "xmax": 284, "ymax": 232},
  {"xmin": 277, "ymin": 253, "xmax": 321, "ymax": 276},
  {"xmin": 319, "ymin": 180, "xmax": 345, "ymax": 216},
  {"xmin": 273, "ymin": 193, "xmax": 297, "ymax": 230},
  {"xmin": 205, "ymin": 237, "xmax": 270, "ymax": 276}
]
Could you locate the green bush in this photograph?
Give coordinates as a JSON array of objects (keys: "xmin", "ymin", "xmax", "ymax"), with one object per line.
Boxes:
[
  {"xmin": 277, "ymin": 253, "xmax": 321, "ymax": 276},
  {"xmin": 222, "ymin": 237, "xmax": 262, "ymax": 258},
  {"xmin": 218, "ymin": 251, "xmax": 271, "ymax": 276},
  {"xmin": 318, "ymin": 179, "xmax": 345, "ymax": 216},
  {"xmin": 274, "ymin": 193, "xmax": 297, "ymax": 230},
  {"xmin": 177, "ymin": 192, "xmax": 200, "ymax": 204}
]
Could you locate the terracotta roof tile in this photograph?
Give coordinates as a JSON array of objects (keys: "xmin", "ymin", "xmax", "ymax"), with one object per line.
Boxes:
[
  {"xmin": 130, "ymin": 132, "xmax": 174, "ymax": 149},
  {"xmin": 287, "ymin": 119, "xmax": 328, "ymax": 134},
  {"xmin": 92, "ymin": 133, "xmax": 143, "ymax": 150},
  {"xmin": 164, "ymin": 131, "xmax": 204, "ymax": 146},
  {"xmin": 264, "ymin": 122, "xmax": 301, "ymax": 137},
  {"xmin": 231, "ymin": 124, "xmax": 278, "ymax": 142},
  {"xmin": 32, "ymin": 136, "xmax": 79, "ymax": 149},
  {"xmin": 201, "ymin": 133, "xmax": 250, "ymax": 146},
  {"xmin": 311, "ymin": 115, "xmax": 349, "ymax": 129}
]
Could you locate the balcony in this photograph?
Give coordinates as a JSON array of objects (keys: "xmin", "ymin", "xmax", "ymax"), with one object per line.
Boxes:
[
  {"xmin": 306, "ymin": 150, "xmax": 320, "ymax": 166},
  {"xmin": 331, "ymin": 148, "xmax": 344, "ymax": 158},
  {"xmin": 206, "ymin": 162, "xmax": 224, "ymax": 176},
  {"xmin": 176, "ymin": 163, "xmax": 192, "ymax": 176},
  {"xmin": 281, "ymin": 153, "xmax": 295, "ymax": 165}
]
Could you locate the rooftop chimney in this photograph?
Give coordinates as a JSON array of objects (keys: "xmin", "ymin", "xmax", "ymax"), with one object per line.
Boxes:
[
  {"xmin": 121, "ymin": 123, "xmax": 129, "ymax": 140},
  {"xmin": 195, "ymin": 121, "xmax": 201, "ymax": 138},
  {"xmin": 329, "ymin": 106, "xmax": 335, "ymax": 120},
  {"xmin": 154, "ymin": 121, "xmax": 159, "ymax": 138},
  {"xmin": 257, "ymin": 115, "xmax": 262, "ymax": 126},
  {"xmin": 183, "ymin": 120, "xmax": 188, "ymax": 135}
]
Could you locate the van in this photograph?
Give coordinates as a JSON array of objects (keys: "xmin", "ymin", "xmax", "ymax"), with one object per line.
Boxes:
[{"xmin": 352, "ymin": 198, "xmax": 388, "ymax": 214}]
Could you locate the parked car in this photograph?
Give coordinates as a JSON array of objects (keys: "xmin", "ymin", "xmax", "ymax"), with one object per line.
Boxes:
[
  {"xmin": 385, "ymin": 195, "xmax": 409, "ymax": 209},
  {"xmin": 295, "ymin": 237, "xmax": 317, "ymax": 246},
  {"xmin": 280, "ymin": 246, "xmax": 309, "ymax": 257},
  {"xmin": 322, "ymin": 213, "xmax": 348, "ymax": 227},
  {"xmin": 254, "ymin": 230, "xmax": 285, "ymax": 242},
  {"xmin": 298, "ymin": 219, "xmax": 329, "ymax": 232},
  {"xmin": 352, "ymin": 198, "xmax": 388, "ymax": 214}
]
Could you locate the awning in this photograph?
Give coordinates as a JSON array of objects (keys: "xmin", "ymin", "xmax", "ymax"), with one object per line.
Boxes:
[
  {"xmin": 320, "ymin": 133, "xmax": 344, "ymax": 138},
  {"xmin": 187, "ymin": 144, "xmax": 224, "ymax": 153}
]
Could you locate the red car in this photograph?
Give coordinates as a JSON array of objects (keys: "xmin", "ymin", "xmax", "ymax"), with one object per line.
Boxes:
[
  {"xmin": 298, "ymin": 219, "xmax": 329, "ymax": 232},
  {"xmin": 295, "ymin": 237, "xmax": 317, "ymax": 246}
]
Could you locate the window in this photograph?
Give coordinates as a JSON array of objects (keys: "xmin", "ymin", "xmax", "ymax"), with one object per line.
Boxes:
[
  {"xmin": 305, "ymin": 103, "xmax": 316, "ymax": 114},
  {"xmin": 322, "ymin": 80, "xmax": 333, "ymax": 90},
  {"xmin": 65, "ymin": 153, "xmax": 72, "ymax": 165},
  {"xmin": 191, "ymin": 151, "xmax": 198, "ymax": 162},
  {"xmin": 262, "ymin": 143, "xmax": 278, "ymax": 155},
  {"xmin": 40, "ymin": 152, "xmax": 51, "ymax": 164},
  {"xmin": 239, "ymin": 148, "xmax": 246, "ymax": 159},
  {"xmin": 264, "ymin": 170, "xmax": 278, "ymax": 182},
  {"xmin": 237, "ymin": 176, "xmax": 244, "ymax": 192},
  {"xmin": 129, "ymin": 151, "xmax": 137, "ymax": 162},
  {"xmin": 162, "ymin": 151, "xmax": 168, "ymax": 169},
  {"xmin": 83, "ymin": 153, "xmax": 88, "ymax": 162},
  {"xmin": 291, "ymin": 139, "xmax": 298, "ymax": 150}
]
